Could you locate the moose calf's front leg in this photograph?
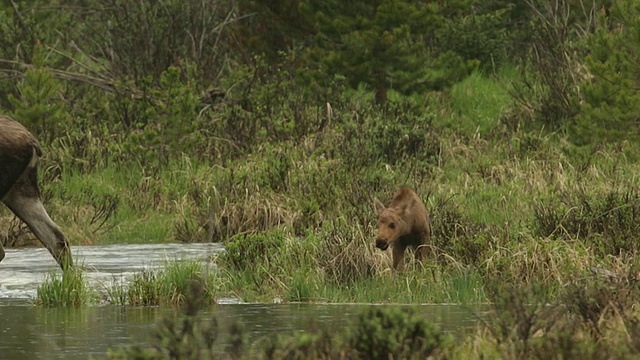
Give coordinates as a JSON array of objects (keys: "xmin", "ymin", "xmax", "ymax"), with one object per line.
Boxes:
[
  {"xmin": 392, "ymin": 244, "xmax": 407, "ymax": 270},
  {"xmin": 414, "ymin": 243, "xmax": 427, "ymax": 262}
]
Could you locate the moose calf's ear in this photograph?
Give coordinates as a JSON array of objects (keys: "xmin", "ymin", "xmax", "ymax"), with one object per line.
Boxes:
[{"xmin": 399, "ymin": 199, "xmax": 414, "ymax": 214}]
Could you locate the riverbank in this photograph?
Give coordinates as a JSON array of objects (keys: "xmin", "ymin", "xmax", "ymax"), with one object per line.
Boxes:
[{"xmin": 3, "ymin": 70, "xmax": 640, "ymax": 306}]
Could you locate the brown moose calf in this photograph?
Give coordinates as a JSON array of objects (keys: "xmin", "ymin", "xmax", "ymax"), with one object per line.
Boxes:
[{"xmin": 374, "ymin": 187, "xmax": 430, "ymax": 270}]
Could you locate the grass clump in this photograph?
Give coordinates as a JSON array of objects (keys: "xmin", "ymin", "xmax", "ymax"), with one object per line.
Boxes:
[
  {"xmin": 36, "ymin": 267, "xmax": 94, "ymax": 307},
  {"xmin": 534, "ymin": 188, "xmax": 640, "ymax": 256},
  {"xmin": 107, "ymin": 260, "xmax": 217, "ymax": 306},
  {"xmin": 217, "ymin": 228, "xmax": 321, "ymax": 302},
  {"xmin": 215, "ymin": 223, "xmax": 487, "ymax": 304}
]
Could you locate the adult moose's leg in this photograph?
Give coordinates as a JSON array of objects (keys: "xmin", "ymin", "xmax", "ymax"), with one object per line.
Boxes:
[{"xmin": 2, "ymin": 165, "xmax": 72, "ymax": 269}]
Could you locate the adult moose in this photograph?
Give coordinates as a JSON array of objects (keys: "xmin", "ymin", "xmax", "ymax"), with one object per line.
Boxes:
[{"xmin": 0, "ymin": 116, "xmax": 72, "ymax": 269}]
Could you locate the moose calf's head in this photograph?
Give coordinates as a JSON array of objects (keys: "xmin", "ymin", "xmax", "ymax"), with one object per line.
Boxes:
[{"xmin": 374, "ymin": 199, "xmax": 408, "ymax": 251}]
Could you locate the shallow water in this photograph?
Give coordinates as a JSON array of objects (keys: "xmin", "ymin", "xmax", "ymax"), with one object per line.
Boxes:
[
  {"xmin": 0, "ymin": 301, "xmax": 486, "ymax": 359},
  {"xmin": 0, "ymin": 243, "xmax": 222, "ymax": 299},
  {"xmin": 0, "ymin": 244, "xmax": 486, "ymax": 359}
]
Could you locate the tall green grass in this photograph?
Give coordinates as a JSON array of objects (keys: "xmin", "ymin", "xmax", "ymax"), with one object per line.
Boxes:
[
  {"xmin": 438, "ymin": 69, "xmax": 514, "ymax": 135},
  {"xmin": 107, "ymin": 260, "xmax": 218, "ymax": 306},
  {"xmin": 36, "ymin": 267, "xmax": 95, "ymax": 307}
]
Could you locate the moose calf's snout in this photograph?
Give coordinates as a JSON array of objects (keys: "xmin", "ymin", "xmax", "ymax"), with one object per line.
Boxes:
[{"xmin": 375, "ymin": 239, "xmax": 389, "ymax": 250}]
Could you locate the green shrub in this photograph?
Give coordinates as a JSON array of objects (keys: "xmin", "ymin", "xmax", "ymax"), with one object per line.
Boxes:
[
  {"xmin": 258, "ymin": 306, "xmax": 452, "ymax": 359},
  {"xmin": 220, "ymin": 230, "xmax": 287, "ymax": 272},
  {"xmin": 573, "ymin": 0, "xmax": 640, "ymax": 145},
  {"xmin": 348, "ymin": 307, "xmax": 452, "ymax": 359}
]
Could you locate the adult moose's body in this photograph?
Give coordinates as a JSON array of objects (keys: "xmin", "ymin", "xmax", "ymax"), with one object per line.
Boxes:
[{"xmin": 0, "ymin": 116, "xmax": 72, "ymax": 269}]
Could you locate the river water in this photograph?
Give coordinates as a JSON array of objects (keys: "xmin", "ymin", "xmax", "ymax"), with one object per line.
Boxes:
[{"xmin": 0, "ymin": 244, "xmax": 485, "ymax": 359}]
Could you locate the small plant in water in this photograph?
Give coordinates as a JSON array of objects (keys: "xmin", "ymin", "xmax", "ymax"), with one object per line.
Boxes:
[
  {"xmin": 36, "ymin": 267, "xmax": 93, "ymax": 307},
  {"xmin": 107, "ymin": 260, "xmax": 217, "ymax": 306}
]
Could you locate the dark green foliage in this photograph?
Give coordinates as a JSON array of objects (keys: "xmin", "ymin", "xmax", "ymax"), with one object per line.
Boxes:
[
  {"xmin": 484, "ymin": 283, "xmax": 558, "ymax": 348},
  {"xmin": 259, "ymin": 323, "xmax": 337, "ymax": 360},
  {"xmin": 437, "ymin": 9, "xmax": 509, "ymax": 69},
  {"xmin": 573, "ymin": 1, "xmax": 640, "ymax": 144},
  {"xmin": 8, "ymin": 45, "xmax": 66, "ymax": 142},
  {"xmin": 533, "ymin": 189, "xmax": 640, "ymax": 256},
  {"xmin": 232, "ymin": 0, "xmax": 314, "ymax": 61},
  {"xmin": 73, "ymin": 0, "xmax": 234, "ymax": 84},
  {"xmin": 563, "ymin": 274, "xmax": 640, "ymax": 339},
  {"xmin": 258, "ymin": 306, "xmax": 451, "ymax": 359},
  {"xmin": 348, "ymin": 307, "xmax": 451, "ymax": 359},
  {"xmin": 304, "ymin": 0, "xmax": 478, "ymax": 103}
]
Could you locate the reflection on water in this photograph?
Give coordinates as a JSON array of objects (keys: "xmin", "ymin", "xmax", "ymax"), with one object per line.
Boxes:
[
  {"xmin": 0, "ymin": 244, "xmax": 487, "ymax": 359},
  {"xmin": 0, "ymin": 302, "xmax": 487, "ymax": 359}
]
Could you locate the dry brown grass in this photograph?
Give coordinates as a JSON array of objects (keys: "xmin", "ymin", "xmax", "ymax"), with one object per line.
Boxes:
[
  {"xmin": 209, "ymin": 190, "xmax": 301, "ymax": 240},
  {"xmin": 315, "ymin": 221, "xmax": 384, "ymax": 284}
]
